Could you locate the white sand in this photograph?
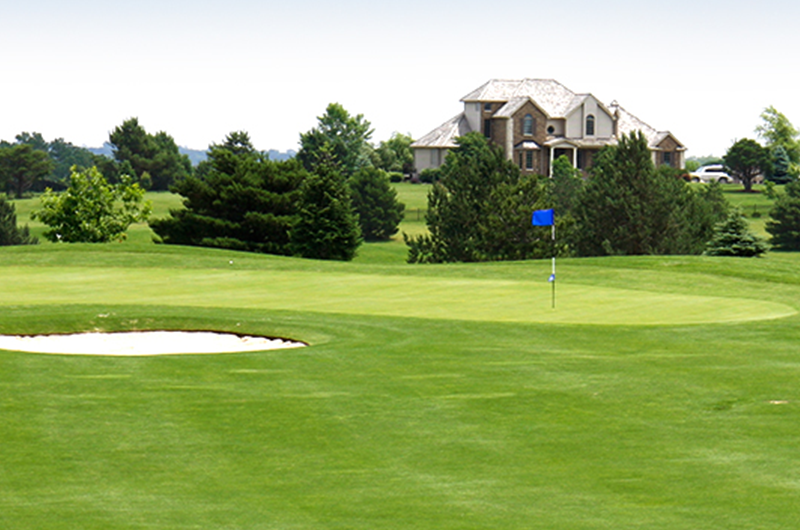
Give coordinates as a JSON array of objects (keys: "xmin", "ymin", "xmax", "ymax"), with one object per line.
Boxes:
[{"xmin": 0, "ymin": 331, "xmax": 306, "ymax": 356}]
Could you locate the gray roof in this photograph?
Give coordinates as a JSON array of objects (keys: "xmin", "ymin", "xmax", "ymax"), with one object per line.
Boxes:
[
  {"xmin": 493, "ymin": 97, "xmax": 529, "ymax": 118},
  {"xmin": 461, "ymin": 79, "xmax": 579, "ymax": 117},
  {"xmin": 411, "ymin": 113, "xmax": 472, "ymax": 149},
  {"xmin": 608, "ymin": 102, "xmax": 682, "ymax": 149}
]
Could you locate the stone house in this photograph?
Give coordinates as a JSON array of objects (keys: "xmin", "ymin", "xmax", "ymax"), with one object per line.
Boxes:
[{"xmin": 412, "ymin": 79, "xmax": 685, "ymax": 176}]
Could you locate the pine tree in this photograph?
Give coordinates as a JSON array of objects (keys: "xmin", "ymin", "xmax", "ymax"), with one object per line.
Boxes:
[
  {"xmin": 0, "ymin": 194, "xmax": 37, "ymax": 246},
  {"xmin": 766, "ymin": 180, "xmax": 800, "ymax": 250},
  {"xmin": 347, "ymin": 167, "xmax": 404, "ymax": 241},
  {"xmin": 705, "ymin": 209, "xmax": 768, "ymax": 257},
  {"xmin": 290, "ymin": 155, "xmax": 362, "ymax": 261},
  {"xmin": 150, "ymin": 132, "xmax": 305, "ymax": 255},
  {"xmin": 573, "ymin": 132, "xmax": 726, "ymax": 256},
  {"xmin": 404, "ymin": 132, "xmax": 549, "ymax": 263},
  {"xmin": 769, "ymin": 145, "xmax": 793, "ymax": 184}
]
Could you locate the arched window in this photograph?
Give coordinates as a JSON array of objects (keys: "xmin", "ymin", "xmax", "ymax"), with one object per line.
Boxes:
[
  {"xmin": 523, "ymin": 114, "xmax": 534, "ymax": 136},
  {"xmin": 586, "ymin": 114, "xmax": 595, "ymax": 136}
]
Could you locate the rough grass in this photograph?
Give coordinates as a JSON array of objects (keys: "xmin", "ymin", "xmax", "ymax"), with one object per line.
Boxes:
[{"xmin": 1, "ymin": 244, "xmax": 800, "ymax": 529}]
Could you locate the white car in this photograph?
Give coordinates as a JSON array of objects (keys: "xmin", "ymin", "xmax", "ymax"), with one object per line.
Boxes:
[{"xmin": 689, "ymin": 164, "xmax": 733, "ymax": 184}]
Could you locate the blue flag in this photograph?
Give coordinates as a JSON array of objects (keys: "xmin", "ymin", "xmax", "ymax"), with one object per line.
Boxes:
[
  {"xmin": 532, "ymin": 209, "xmax": 554, "ymax": 226},
  {"xmin": 548, "ymin": 274, "xmax": 555, "ymax": 282}
]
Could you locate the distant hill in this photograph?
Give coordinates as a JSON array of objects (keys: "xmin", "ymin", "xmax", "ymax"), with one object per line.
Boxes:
[{"xmin": 87, "ymin": 144, "xmax": 296, "ymax": 166}]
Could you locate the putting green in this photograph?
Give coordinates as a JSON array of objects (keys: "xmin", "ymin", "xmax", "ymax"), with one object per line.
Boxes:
[{"xmin": 1, "ymin": 266, "xmax": 794, "ymax": 325}]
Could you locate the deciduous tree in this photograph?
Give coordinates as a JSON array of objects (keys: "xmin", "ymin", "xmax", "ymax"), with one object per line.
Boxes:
[
  {"xmin": 0, "ymin": 144, "xmax": 54, "ymax": 198},
  {"xmin": 373, "ymin": 132, "xmax": 414, "ymax": 174},
  {"xmin": 297, "ymin": 103, "xmax": 373, "ymax": 178},
  {"xmin": 33, "ymin": 167, "xmax": 151, "ymax": 242},
  {"xmin": 756, "ymin": 106, "xmax": 800, "ymax": 165},
  {"xmin": 723, "ymin": 138, "xmax": 772, "ymax": 192}
]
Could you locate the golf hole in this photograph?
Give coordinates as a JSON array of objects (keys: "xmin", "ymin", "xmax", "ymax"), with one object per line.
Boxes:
[{"xmin": 0, "ymin": 331, "xmax": 307, "ymax": 356}]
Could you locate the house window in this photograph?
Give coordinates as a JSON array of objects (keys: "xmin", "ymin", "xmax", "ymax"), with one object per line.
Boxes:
[
  {"xmin": 586, "ymin": 114, "xmax": 595, "ymax": 136},
  {"xmin": 519, "ymin": 152, "xmax": 523, "ymax": 169},
  {"xmin": 663, "ymin": 152, "xmax": 672, "ymax": 166},
  {"xmin": 525, "ymin": 151, "xmax": 534, "ymax": 171},
  {"xmin": 484, "ymin": 119, "xmax": 492, "ymax": 138},
  {"xmin": 523, "ymin": 114, "xmax": 534, "ymax": 136},
  {"xmin": 430, "ymin": 149, "xmax": 439, "ymax": 166},
  {"xmin": 484, "ymin": 102, "xmax": 492, "ymax": 112},
  {"xmin": 547, "ymin": 125, "xmax": 555, "ymax": 135}
]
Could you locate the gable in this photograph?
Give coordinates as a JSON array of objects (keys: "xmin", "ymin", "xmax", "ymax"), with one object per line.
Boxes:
[{"xmin": 564, "ymin": 94, "xmax": 613, "ymax": 138}]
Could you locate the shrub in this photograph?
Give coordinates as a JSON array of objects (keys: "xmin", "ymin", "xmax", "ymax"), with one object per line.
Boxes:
[
  {"xmin": 419, "ymin": 168, "xmax": 441, "ymax": 184},
  {"xmin": 388, "ymin": 172, "xmax": 403, "ymax": 183}
]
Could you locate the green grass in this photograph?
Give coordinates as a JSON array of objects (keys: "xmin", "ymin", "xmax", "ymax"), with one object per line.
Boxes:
[
  {"xmin": 719, "ymin": 183, "xmax": 780, "ymax": 236},
  {"xmin": 2, "ymin": 243, "xmax": 800, "ymax": 529}
]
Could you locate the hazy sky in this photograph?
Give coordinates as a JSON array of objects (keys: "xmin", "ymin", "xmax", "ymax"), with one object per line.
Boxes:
[{"xmin": 3, "ymin": 0, "xmax": 799, "ymax": 158}]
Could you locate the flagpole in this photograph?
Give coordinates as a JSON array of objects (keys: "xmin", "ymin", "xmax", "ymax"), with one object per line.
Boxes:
[
  {"xmin": 551, "ymin": 223, "xmax": 556, "ymax": 309},
  {"xmin": 532, "ymin": 209, "xmax": 556, "ymax": 310}
]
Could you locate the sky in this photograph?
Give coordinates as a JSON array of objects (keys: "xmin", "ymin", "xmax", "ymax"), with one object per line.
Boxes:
[{"xmin": 3, "ymin": 0, "xmax": 800, "ymax": 158}]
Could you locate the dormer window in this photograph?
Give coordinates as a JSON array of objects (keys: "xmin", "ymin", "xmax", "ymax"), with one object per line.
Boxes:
[
  {"xmin": 586, "ymin": 114, "xmax": 595, "ymax": 136},
  {"xmin": 484, "ymin": 102, "xmax": 492, "ymax": 112},
  {"xmin": 523, "ymin": 114, "xmax": 534, "ymax": 136}
]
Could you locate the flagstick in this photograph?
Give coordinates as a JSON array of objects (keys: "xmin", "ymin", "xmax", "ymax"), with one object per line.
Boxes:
[{"xmin": 551, "ymin": 223, "xmax": 556, "ymax": 309}]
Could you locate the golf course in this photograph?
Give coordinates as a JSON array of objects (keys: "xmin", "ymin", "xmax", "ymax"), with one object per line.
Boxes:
[{"xmin": 2, "ymin": 187, "xmax": 800, "ymax": 529}]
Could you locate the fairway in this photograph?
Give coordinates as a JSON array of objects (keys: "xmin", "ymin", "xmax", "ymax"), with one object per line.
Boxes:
[{"xmin": 2, "ymin": 244, "xmax": 800, "ymax": 530}]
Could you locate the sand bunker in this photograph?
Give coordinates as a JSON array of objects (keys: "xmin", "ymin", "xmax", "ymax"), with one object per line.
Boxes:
[{"xmin": 0, "ymin": 331, "xmax": 306, "ymax": 356}]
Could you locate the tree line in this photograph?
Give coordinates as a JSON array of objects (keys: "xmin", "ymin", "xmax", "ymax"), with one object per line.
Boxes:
[
  {"xmin": 3, "ymin": 103, "xmax": 800, "ymax": 258},
  {"xmin": 0, "ymin": 113, "xmax": 414, "ymax": 197},
  {"xmin": 0, "ymin": 104, "xmax": 409, "ymax": 259}
]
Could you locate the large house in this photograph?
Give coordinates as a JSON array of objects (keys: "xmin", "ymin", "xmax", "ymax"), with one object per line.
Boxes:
[{"xmin": 412, "ymin": 79, "xmax": 685, "ymax": 176}]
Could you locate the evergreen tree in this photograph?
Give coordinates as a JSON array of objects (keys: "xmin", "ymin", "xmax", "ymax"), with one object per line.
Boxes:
[
  {"xmin": 573, "ymin": 132, "xmax": 726, "ymax": 256},
  {"xmin": 348, "ymin": 167, "xmax": 404, "ymax": 241},
  {"xmin": 0, "ymin": 194, "xmax": 37, "ymax": 246},
  {"xmin": 290, "ymin": 153, "xmax": 362, "ymax": 261},
  {"xmin": 549, "ymin": 154, "xmax": 583, "ymax": 216},
  {"xmin": 405, "ymin": 132, "xmax": 550, "ymax": 263},
  {"xmin": 766, "ymin": 180, "xmax": 800, "ymax": 250},
  {"xmin": 705, "ymin": 209, "xmax": 768, "ymax": 257},
  {"xmin": 109, "ymin": 118, "xmax": 192, "ymax": 190},
  {"xmin": 769, "ymin": 145, "xmax": 794, "ymax": 184},
  {"xmin": 150, "ymin": 132, "xmax": 305, "ymax": 255}
]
